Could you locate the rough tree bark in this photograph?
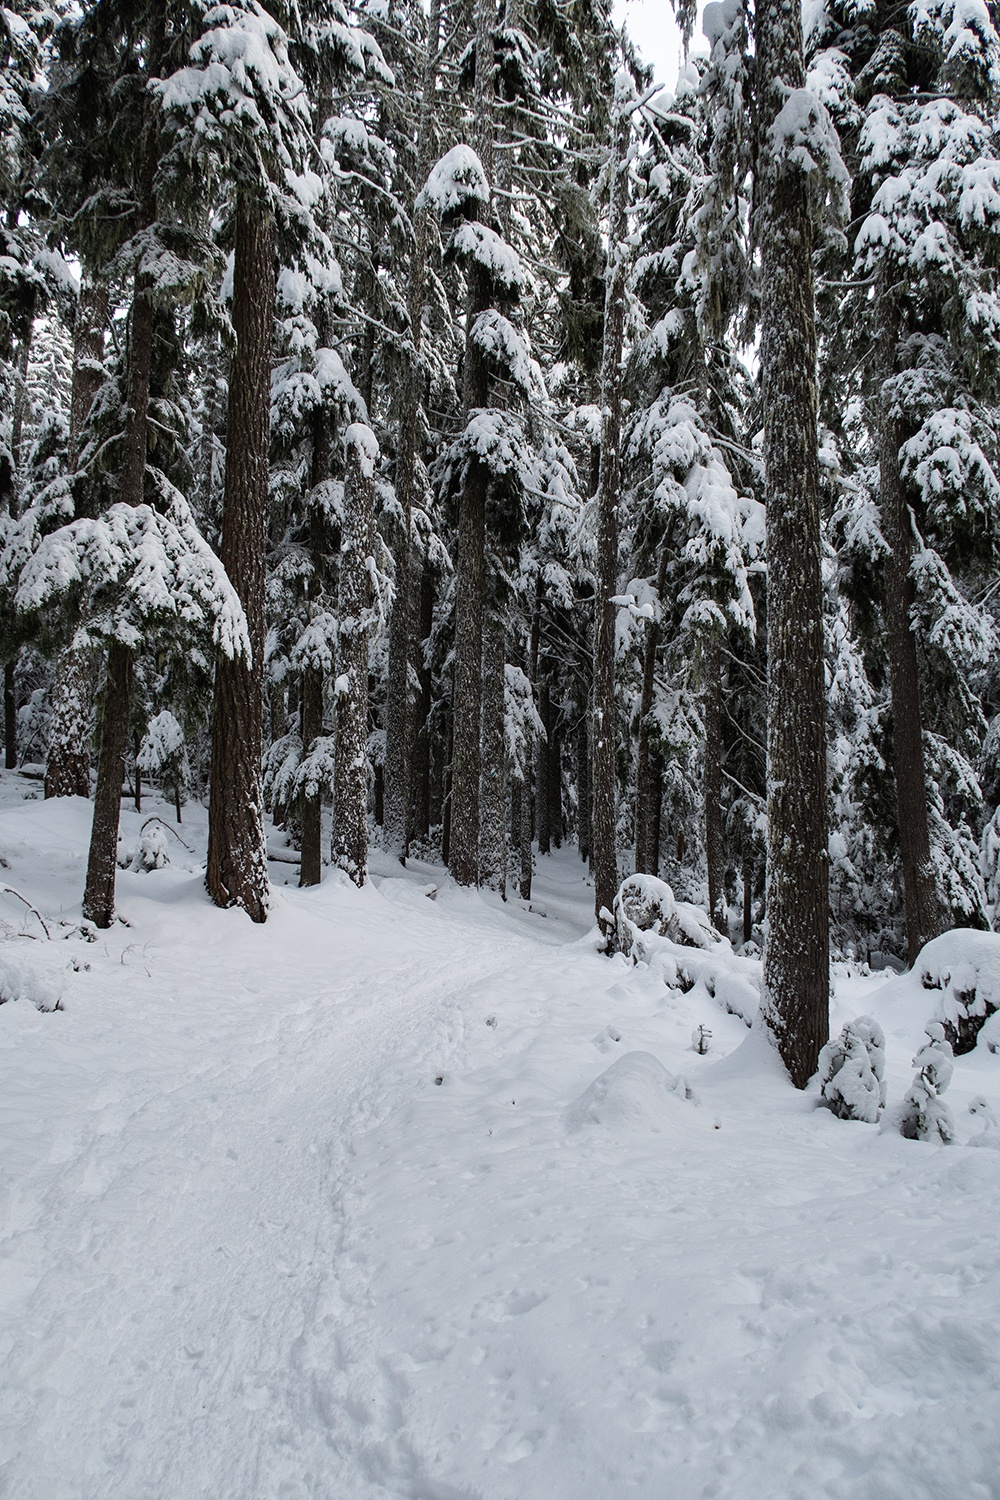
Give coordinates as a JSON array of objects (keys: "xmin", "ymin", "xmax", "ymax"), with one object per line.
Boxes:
[
  {"xmin": 756, "ymin": 0, "xmax": 830, "ymax": 1085},
  {"xmin": 333, "ymin": 425, "xmax": 378, "ymax": 885},
  {"xmin": 877, "ymin": 299, "xmax": 944, "ymax": 963},
  {"xmin": 206, "ymin": 189, "xmax": 274, "ymax": 922},
  {"xmin": 592, "ymin": 77, "xmax": 631, "ymax": 937}
]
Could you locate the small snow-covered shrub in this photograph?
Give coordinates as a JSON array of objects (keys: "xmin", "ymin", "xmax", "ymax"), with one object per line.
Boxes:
[
  {"xmin": 819, "ymin": 1015, "xmax": 887, "ymax": 1123},
  {"xmin": 137, "ymin": 710, "xmax": 190, "ymax": 810},
  {"xmin": 893, "ymin": 1024, "xmax": 956, "ymax": 1144},
  {"xmin": 917, "ymin": 929, "xmax": 1000, "ymax": 1054},
  {"xmin": 131, "ymin": 824, "xmax": 170, "ymax": 872},
  {"xmin": 0, "ymin": 954, "xmax": 61, "ymax": 1011},
  {"xmin": 613, "ymin": 874, "xmax": 722, "ymax": 960}
]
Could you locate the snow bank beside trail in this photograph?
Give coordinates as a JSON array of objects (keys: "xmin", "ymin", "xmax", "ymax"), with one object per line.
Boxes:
[{"xmin": 564, "ymin": 1050, "xmax": 701, "ymax": 1135}]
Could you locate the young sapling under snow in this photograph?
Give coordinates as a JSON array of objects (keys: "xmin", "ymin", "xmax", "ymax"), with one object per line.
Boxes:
[{"xmin": 818, "ymin": 1015, "xmax": 887, "ymax": 1123}]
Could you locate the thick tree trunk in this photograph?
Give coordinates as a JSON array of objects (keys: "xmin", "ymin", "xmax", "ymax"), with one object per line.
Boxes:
[
  {"xmin": 479, "ymin": 603, "xmax": 506, "ymax": 894},
  {"xmin": 704, "ymin": 633, "xmax": 727, "ymax": 934},
  {"xmin": 756, "ymin": 0, "xmax": 830, "ymax": 1085},
  {"xmin": 878, "ymin": 304, "xmax": 944, "ymax": 963},
  {"xmin": 206, "ymin": 191, "xmax": 274, "ymax": 922},
  {"xmin": 592, "ymin": 85, "xmax": 631, "ymax": 938},
  {"xmin": 333, "ymin": 425, "xmax": 378, "ymax": 886},
  {"xmin": 383, "ymin": 0, "xmax": 442, "ymax": 864}
]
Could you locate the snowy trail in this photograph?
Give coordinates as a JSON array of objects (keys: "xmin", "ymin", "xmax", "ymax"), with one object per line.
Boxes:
[
  {"xmin": 4, "ymin": 794, "xmax": 1000, "ymax": 1499},
  {"xmin": 0, "ymin": 827, "xmax": 578, "ymax": 1500}
]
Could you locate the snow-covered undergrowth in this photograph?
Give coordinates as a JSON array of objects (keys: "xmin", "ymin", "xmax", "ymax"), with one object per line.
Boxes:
[{"xmin": 2, "ymin": 775, "xmax": 1000, "ymax": 1499}]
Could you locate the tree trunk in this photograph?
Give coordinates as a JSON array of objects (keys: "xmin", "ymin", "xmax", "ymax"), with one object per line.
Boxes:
[
  {"xmin": 82, "ymin": 643, "xmax": 132, "ymax": 926},
  {"xmin": 878, "ymin": 300, "xmax": 944, "ymax": 963},
  {"xmin": 333, "ymin": 424, "xmax": 378, "ymax": 886},
  {"xmin": 577, "ymin": 712, "xmax": 590, "ymax": 863},
  {"xmin": 756, "ymin": 0, "xmax": 830, "ymax": 1085},
  {"xmin": 449, "ymin": 0, "xmax": 497, "ymax": 888},
  {"xmin": 592, "ymin": 84, "xmax": 631, "ymax": 937},
  {"xmin": 536, "ymin": 673, "xmax": 552, "ymax": 855},
  {"xmin": 46, "ymin": 282, "xmax": 108, "ymax": 800},
  {"xmin": 704, "ymin": 633, "xmax": 727, "ymax": 934},
  {"xmin": 82, "ymin": 241, "xmax": 156, "ymax": 927},
  {"xmin": 299, "ymin": 666, "xmax": 324, "ymax": 887},
  {"xmin": 519, "ymin": 767, "xmax": 533, "ymax": 898},
  {"xmin": 549, "ymin": 721, "xmax": 562, "ymax": 848},
  {"xmin": 635, "ymin": 541, "xmax": 668, "ymax": 873},
  {"xmin": 206, "ymin": 190, "xmax": 274, "ymax": 923},
  {"xmin": 411, "ymin": 560, "xmax": 435, "ymax": 841},
  {"xmin": 299, "ymin": 392, "xmax": 333, "ymax": 888},
  {"xmin": 479, "ymin": 603, "xmax": 506, "ymax": 894},
  {"xmin": 383, "ymin": 0, "xmax": 442, "ymax": 864}
]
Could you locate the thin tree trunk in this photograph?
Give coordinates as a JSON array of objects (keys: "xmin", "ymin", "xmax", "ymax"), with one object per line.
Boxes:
[
  {"xmin": 634, "ymin": 546, "xmax": 667, "ymax": 872},
  {"xmin": 650, "ymin": 751, "xmax": 663, "ymax": 875},
  {"xmin": 449, "ymin": 0, "xmax": 496, "ymax": 888},
  {"xmin": 82, "ymin": 223, "xmax": 157, "ymax": 928},
  {"xmin": 756, "ymin": 0, "xmax": 830, "ymax": 1085},
  {"xmin": 592, "ymin": 84, "xmax": 631, "ymax": 937},
  {"xmin": 549, "ymin": 721, "xmax": 562, "ymax": 849},
  {"xmin": 411, "ymin": 560, "xmax": 434, "ymax": 841},
  {"xmin": 519, "ymin": 768, "xmax": 533, "ymax": 898},
  {"xmin": 577, "ymin": 712, "xmax": 590, "ymax": 863},
  {"xmin": 537, "ymin": 673, "xmax": 552, "ymax": 854},
  {"xmin": 206, "ymin": 189, "xmax": 274, "ymax": 923},
  {"xmin": 133, "ymin": 732, "xmax": 141, "ymax": 812},
  {"xmin": 479, "ymin": 602, "xmax": 506, "ymax": 894},
  {"xmin": 299, "ymin": 667, "xmax": 324, "ymax": 887},
  {"xmin": 878, "ymin": 299, "xmax": 943, "ymax": 963},
  {"xmin": 333, "ymin": 424, "xmax": 378, "ymax": 886},
  {"xmin": 704, "ymin": 633, "xmax": 727, "ymax": 933},
  {"xmin": 299, "ymin": 392, "xmax": 333, "ymax": 888},
  {"xmin": 46, "ymin": 282, "xmax": 108, "ymax": 800},
  {"xmin": 743, "ymin": 842, "xmax": 754, "ymax": 945},
  {"xmin": 383, "ymin": 0, "xmax": 441, "ymax": 865}
]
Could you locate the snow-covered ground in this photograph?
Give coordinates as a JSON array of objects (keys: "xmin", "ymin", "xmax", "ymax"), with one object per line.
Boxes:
[{"xmin": 2, "ymin": 774, "xmax": 999, "ymax": 1500}]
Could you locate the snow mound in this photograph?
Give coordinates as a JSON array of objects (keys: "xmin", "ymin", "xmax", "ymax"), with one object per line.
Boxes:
[
  {"xmin": 613, "ymin": 874, "xmax": 722, "ymax": 959},
  {"xmin": 565, "ymin": 1051, "xmax": 695, "ymax": 1135},
  {"xmin": 0, "ymin": 951, "xmax": 61, "ymax": 1011},
  {"xmin": 917, "ymin": 928, "xmax": 1000, "ymax": 1054}
]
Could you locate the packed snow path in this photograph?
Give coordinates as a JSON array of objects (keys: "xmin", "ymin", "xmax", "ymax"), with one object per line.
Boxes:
[{"xmin": 2, "ymin": 790, "xmax": 1000, "ymax": 1499}]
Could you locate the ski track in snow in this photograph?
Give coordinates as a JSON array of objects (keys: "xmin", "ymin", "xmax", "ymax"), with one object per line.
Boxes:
[{"xmin": 1, "ymin": 786, "xmax": 1000, "ymax": 1499}]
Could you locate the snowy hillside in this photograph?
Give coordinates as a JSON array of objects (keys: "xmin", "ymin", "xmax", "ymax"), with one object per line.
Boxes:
[{"xmin": 2, "ymin": 774, "xmax": 1000, "ymax": 1499}]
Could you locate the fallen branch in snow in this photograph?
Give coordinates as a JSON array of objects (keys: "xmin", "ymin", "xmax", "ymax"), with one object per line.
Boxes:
[
  {"xmin": 140, "ymin": 816, "xmax": 195, "ymax": 855},
  {"xmin": 0, "ymin": 884, "xmax": 52, "ymax": 939}
]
